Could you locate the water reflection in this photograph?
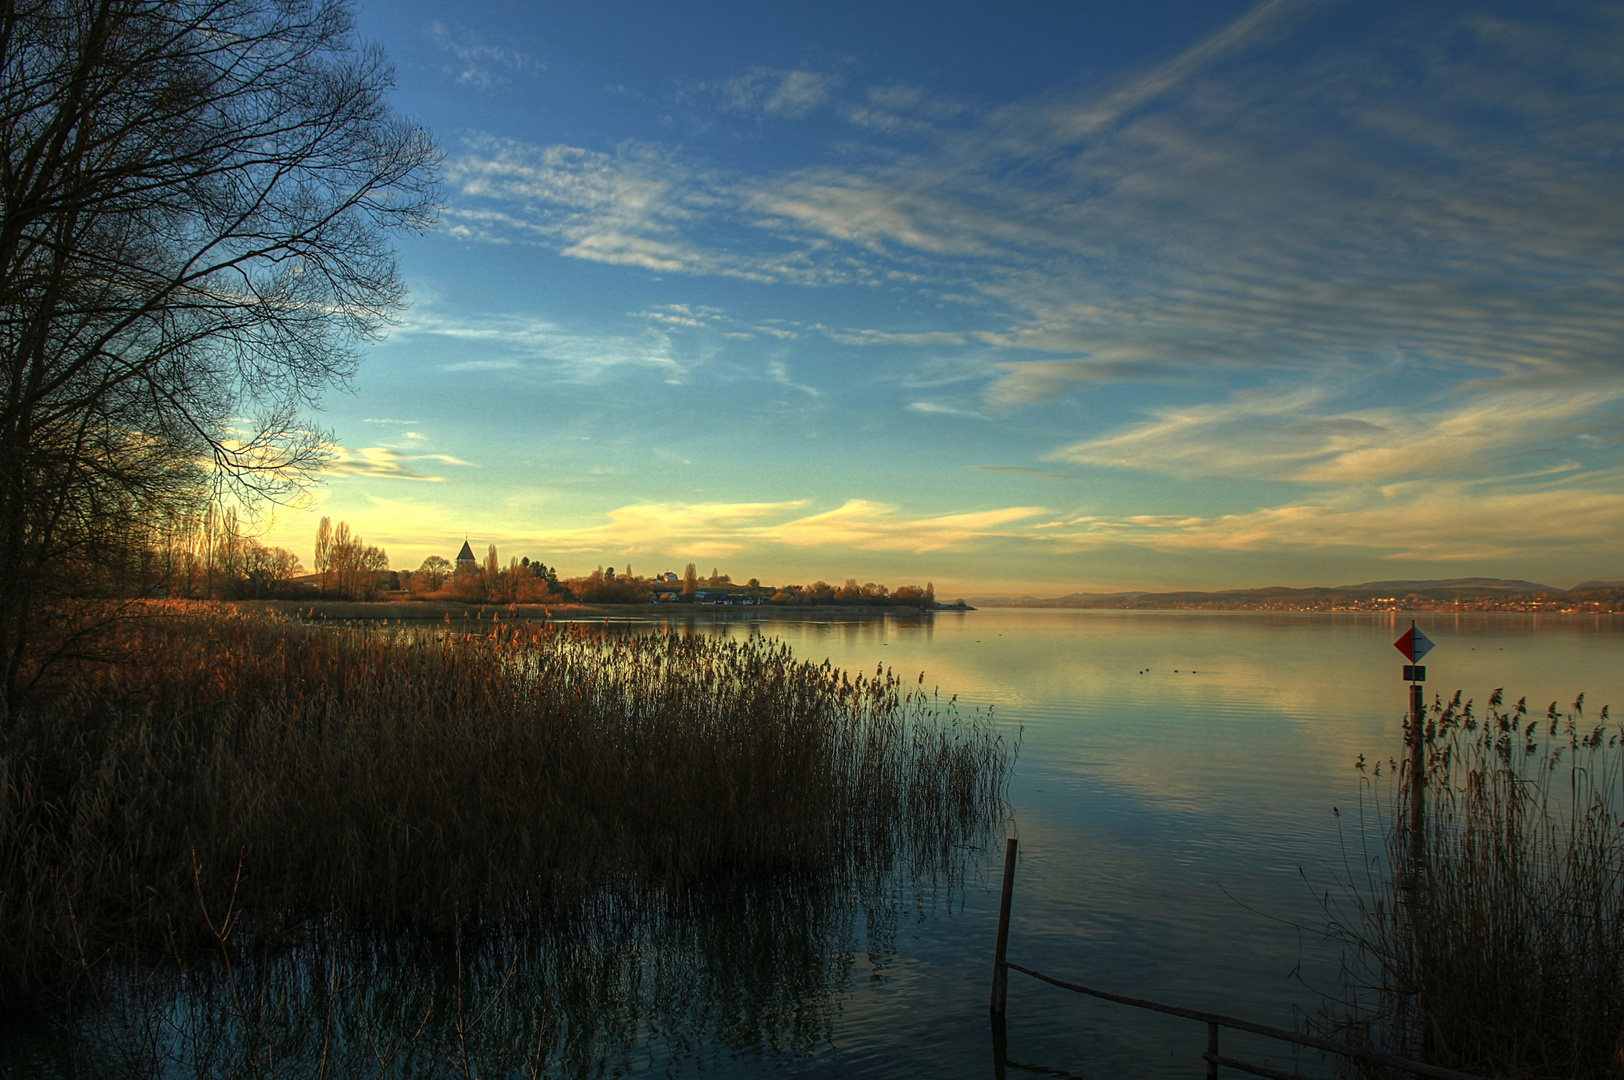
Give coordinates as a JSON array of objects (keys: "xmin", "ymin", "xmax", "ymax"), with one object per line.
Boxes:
[
  {"xmin": 22, "ymin": 609, "xmax": 1620, "ymax": 1080},
  {"xmin": 62, "ymin": 873, "xmax": 977, "ymax": 1080}
]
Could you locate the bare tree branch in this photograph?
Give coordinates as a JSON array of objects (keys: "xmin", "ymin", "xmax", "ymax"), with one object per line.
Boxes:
[{"xmin": 0, "ymin": 0, "xmax": 439, "ymax": 704}]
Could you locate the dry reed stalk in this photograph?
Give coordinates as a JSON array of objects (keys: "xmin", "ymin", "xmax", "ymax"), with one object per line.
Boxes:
[
  {"xmin": 1319, "ymin": 690, "xmax": 1624, "ymax": 1079},
  {"xmin": 0, "ymin": 606, "xmax": 1012, "ymax": 1008}
]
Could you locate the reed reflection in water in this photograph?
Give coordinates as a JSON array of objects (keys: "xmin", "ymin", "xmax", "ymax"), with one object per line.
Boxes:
[
  {"xmin": 0, "ymin": 608, "xmax": 1010, "ymax": 1078},
  {"xmin": 67, "ymin": 875, "xmax": 977, "ymax": 1079}
]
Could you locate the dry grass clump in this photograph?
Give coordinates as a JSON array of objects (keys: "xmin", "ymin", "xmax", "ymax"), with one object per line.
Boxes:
[
  {"xmin": 1322, "ymin": 690, "xmax": 1624, "ymax": 1079},
  {"xmin": 0, "ymin": 605, "xmax": 1011, "ymax": 1006}
]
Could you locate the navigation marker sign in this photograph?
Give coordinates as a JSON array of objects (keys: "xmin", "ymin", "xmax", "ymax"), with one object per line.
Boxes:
[
  {"xmin": 1395, "ymin": 622, "xmax": 1435, "ymax": 871},
  {"xmin": 1394, "ymin": 625, "xmax": 1434, "ymax": 663},
  {"xmin": 1395, "ymin": 623, "xmax": 1434, "ymax": 683}
]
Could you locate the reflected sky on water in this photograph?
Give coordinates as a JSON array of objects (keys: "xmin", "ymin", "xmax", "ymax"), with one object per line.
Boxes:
[
  {"xmin": 603, "ymin": 608, "xmax": 1623, "ymax": 1078},
  {"xmin": 17, "ymin": 610, "xmax": 1620, "ymax": 1079}
]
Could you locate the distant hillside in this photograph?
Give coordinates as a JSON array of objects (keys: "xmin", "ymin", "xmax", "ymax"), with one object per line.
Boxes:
[
  {"xmin": 1338, "ymin": 577, "xmax": 1554, "ymax": 593},
  {"xmin": 974, "ymin": 578, "xmax": 1624, "ymax": 612}
]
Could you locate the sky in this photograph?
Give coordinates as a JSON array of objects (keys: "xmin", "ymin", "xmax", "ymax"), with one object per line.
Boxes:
[{"xmin": 257, "ymin": 0, "xmax": 1624, "ymax": 596}]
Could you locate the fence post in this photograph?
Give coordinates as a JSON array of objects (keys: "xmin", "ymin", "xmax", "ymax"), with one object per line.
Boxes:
[
  {"xmin": 1206, "ymin": 1021, "xmax": 1219, "ymax": 1080},
  {"xmin": 990, "ymin": 837, "xmax": 1018, "ymax": 1017}
]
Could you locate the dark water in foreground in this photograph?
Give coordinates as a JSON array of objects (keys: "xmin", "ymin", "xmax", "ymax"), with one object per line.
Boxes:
[{"xmin": 7, "ymin": 609, "xmax": 1621, "ymax": 1078}]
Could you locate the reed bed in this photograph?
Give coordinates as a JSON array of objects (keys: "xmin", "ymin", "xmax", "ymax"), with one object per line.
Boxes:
[
  {"xmin": 0, "ymin": 605, "xmax": 1012, "ymax": 1007},
  {"xmin": 1321, "ymin": 690, "xmax": 1624, "ymax": 1079}
]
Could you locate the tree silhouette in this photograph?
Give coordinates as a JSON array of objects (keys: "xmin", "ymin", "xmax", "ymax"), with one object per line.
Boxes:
[{"xmin": 0, "ymin": 0, "xmax": 437, "ymax": 702}]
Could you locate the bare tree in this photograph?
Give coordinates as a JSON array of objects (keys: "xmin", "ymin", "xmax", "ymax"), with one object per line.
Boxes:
[
  {"xmin": 147, "ymin": 504, "xmax": 302, "ymax": 598},
  {"xmin": 413, "ymin": 554, "xmax": 451, "ymax": 592},
  {"xmin": 314, "ymin": 515, "xmax": 334, "ymax": 578},
  {"xmin": 0, "ymin": 0, "xmax": 438, "ymax": 703},
  {"xmin": 319, "ymin": 518, "xmax": 385, "ymax": 599}
]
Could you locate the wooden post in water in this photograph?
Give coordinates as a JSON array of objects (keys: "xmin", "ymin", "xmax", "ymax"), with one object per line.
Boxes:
[
  {"xmin": 1205, "ymin": 1021, "xmax": 1219, "ymax": 1080},
  {"xmin": 1394, "ymin": 621, "xmax": 1434, "ymax": 880},
  {"xmin": 990, "ymin": 837, "xmax": 1018, "ymax": 1017},
  {"xmin": 1408, "ymin": 679, "xmax": 1426, "ymax": 873}
]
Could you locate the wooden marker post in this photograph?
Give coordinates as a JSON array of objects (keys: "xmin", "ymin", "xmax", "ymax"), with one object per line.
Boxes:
[
  {"xmin": 1408, "ymin": 678, "xmax": 1426, "ymax": 870},
  {"xmin": 1394, "ymin": 622, "xmax": 1435, "ymax": 876},
  {"xmin": 990, "ymin": 837, "xmax": 1018, "ymax": 1017}
]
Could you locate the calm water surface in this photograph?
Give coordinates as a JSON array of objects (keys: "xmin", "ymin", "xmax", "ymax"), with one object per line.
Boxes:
[
  {"xmin": 13, "ymin": 609, "xmax": 1620, "ymax": 1078},
  {"xmin": 616, "ymin": 608, "xmax": 1624, "ymax": 1079}
]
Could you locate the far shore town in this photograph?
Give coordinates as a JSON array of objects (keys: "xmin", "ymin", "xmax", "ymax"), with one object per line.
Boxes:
[{"xmin": 158, "ymin": 515, "xmax": 1617, "ymax": 613}]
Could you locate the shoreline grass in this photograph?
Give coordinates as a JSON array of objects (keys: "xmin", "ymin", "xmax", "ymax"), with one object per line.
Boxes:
[{"xmin": 0, "ymin": 604, "xmax": 1013, "ymax": 1010}]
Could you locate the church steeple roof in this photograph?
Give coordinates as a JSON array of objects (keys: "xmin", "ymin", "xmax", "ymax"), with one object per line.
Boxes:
[{"xmin": 456, "ymin": 539, "xmax": 476, "ymax": 564}]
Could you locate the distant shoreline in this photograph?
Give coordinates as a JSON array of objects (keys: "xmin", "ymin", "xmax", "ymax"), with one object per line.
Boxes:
[
  {"xmin": 972, "ymin": 605, "xmax": 1622, "ymax": 616},
  {"xmin": 973, "ymin": 577, "xmax": 1624, "ymax": 614},
  {"xmin": 229, "ymin": 599, "xmax": 974, "ymax": 622}
]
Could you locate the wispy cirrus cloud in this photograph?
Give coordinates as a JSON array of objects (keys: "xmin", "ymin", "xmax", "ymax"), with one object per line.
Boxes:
[
  {"xmin": 724, "ymin": 67, "xmax": 835, "ymax": 118},
  {"xmin": 906, "ymin": 400, "xmax": 984, "ymax": 418},
  {"xmin": 766, "ymin": 359, "xmax": 821, "ymax": 398},
  {"xmin": 829, "ymin": 329, "xmax": 972, "ymax": 347},
  {"xmin": 767, "ymin": 500, "xmax": 1044, "ymax": 551},
  {"xmin": 439, "ymin": 1, "xmax": 1624, "ymax": 398},
  {"xmin": 1014, "ymin": 0, "xmax": 1312, "ymax": 147},
  {"xmin": 633, "ymin": 303, "xmax": 717, "ymax": 329},
  {"xmin": 540, "ymin": 500, "xmax": 810, "ymax": 557},
  {"xmin": 631, "ymin": 303, "xmax": 803, "ymax": 343},
  {"xmin": 528, "ymin": 498, "xmax": 1046, "ymax": 556},
  {"xmin": 425, "ymin": 0, "xmax": 1624, "ymax": 587},
  {"xmin": 743, "ymin": 169, "xmax": 1050, "ymax": 259},
  {"xmin": 396, "ymin": 306, "xmax": 686, "ymax": 381},
  {"xmin": 840, "ymin": 83, "xmax": 972, "ymax": 135},
  {"xmin": 320, "ymin": 444, "xmax": 476, "ymax": 482},
  {"xmin": 983, "ymin": 357, "xmax": 1188, "ymax": 406},
  {"xmin": 1042, "ymin": 474, "xmax": 1624, "ymax": 563},
  {"xmin": 443, "ymin": 137, "xmax": 850, "ymax": 284},
  {"xmin": 443, "ymin": 138, "xmax": 711, "ymax": 273},
  {"xmin": 518, "ymin": 477, "xmax": 1624, "ymax": 566},
  {"xmin": 427, "ymin": 22, "xmax": 541, "ymax": 92},
  {"xmin": 1048, "ymin": 384, "xmax": 1624, "ymax": 485}
]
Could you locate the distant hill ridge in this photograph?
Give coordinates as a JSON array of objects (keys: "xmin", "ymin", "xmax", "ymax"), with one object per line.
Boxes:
[
  {"xmin": 1335, "ymin": 577, "xmax": 1554, "ymax": 593},
  {"xmin": 974, "ymin": 577, "xmax": 1624, "ymax": 610}
]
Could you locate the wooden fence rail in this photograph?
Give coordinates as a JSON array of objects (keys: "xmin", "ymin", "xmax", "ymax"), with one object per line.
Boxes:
[{"xmin": 988, "ymin": 838, "xmax": 1494, "ymax": 1080}]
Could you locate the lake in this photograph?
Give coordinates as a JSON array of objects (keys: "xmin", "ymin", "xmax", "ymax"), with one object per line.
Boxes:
[
  {"xmin": 9, "ymin": 608, "xmax": 1620, "ymax": 1078},
  {"xmin": 578, "ymin": 607, "xmax": 1623, "ymax": 1079}
]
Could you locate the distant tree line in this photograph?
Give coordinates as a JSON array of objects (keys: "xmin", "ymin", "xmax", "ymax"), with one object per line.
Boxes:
[
  {"xmin": 396, "ymin": 547, "xmax": 640, "ymax": 605},
  {"xmin": 771, "ymin": 578, "xmax": 939, "ymax": 608},
  {"xmin": 314, "ymin": 517, "xmax": 390, "ymax": 600},
  {"xmin": 386, "ymin": 550, "xmax": 947, "ymax": 609},
  {"xmin": 143, "ymin": 519, "xmax": 962, "ymax": 611},
  {"xmin": 145, "ymin": 506, "xmax": 304, "ymax": 600}
]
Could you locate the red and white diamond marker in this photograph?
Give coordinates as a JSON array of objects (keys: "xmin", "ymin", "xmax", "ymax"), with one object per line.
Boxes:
[{"xmin": 1394, "ymin": 625, "xmax": 1435, "ymax": 662}]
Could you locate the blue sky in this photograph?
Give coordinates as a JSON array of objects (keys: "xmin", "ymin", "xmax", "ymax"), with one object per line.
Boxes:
[{"xmin": 262, "ymin": 0, "xmax": 1624, "ymax": 594}]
